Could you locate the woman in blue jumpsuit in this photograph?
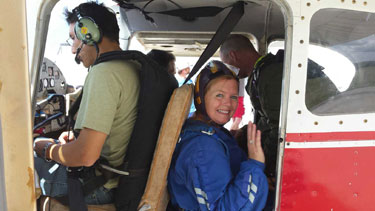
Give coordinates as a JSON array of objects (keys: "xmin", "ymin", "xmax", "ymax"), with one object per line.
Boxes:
[{"xmin": 168, "ymin": 60, "xmax": 268, "ymax": 211}]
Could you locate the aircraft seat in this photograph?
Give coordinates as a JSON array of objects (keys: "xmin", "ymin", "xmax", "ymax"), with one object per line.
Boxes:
[{"xmin": 138, "ymin": 84, "xmax": 193, "ymax": 211}]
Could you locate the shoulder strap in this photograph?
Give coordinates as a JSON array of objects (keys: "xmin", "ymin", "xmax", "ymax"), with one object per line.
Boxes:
[
  {"xmin": 67, "ymin": 90, "xmax": 83, "ymax": 137},
  {"xmin": 249, "ymin": 50, "xmax": 284, "ymax": 121}
]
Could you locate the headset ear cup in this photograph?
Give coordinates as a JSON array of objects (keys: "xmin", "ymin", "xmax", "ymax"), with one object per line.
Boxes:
[{"xmin": 74, "ymin": 17, "xmax": 102, "ymax": 45}]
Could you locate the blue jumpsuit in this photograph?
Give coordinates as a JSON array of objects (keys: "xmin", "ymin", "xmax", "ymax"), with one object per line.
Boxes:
[{"xmin": 168, "ymin": 119, "xmax": 268, "ymax": 211}]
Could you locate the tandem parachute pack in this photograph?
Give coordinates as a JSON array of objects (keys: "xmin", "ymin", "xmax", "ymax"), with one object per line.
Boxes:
[{"xmin": 65, "ymin": 50, "xmax": 178, "ymax": 211}]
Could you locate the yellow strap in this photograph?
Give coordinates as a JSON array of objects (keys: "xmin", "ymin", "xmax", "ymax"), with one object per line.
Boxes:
[{"xmin": 254, "ymin": 55, "xmax": 266, "ymax": 68}]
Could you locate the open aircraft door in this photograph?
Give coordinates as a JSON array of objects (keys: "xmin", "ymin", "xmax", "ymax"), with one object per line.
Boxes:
[
  {"xmin": 276, "ymin": 1, "xmax": 375, "ymax": 210},
  {"xmin": 0, "ymin": 0, "xmax": 36, "ymax": 210}
]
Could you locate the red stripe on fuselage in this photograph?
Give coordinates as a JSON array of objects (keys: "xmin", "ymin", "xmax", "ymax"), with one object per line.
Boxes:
[{"xmin": 286, "ymin": 131, "xmax": 375, "ymax": 142}]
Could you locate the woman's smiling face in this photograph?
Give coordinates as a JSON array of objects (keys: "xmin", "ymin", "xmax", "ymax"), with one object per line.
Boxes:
[{"xmin": 204, "ymin": 77, "xmax": 239, "ymax": 125}]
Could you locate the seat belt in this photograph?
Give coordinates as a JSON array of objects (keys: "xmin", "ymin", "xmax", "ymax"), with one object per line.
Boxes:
[{"xmin": 184, "ymin": 1, "xmax": 245, "ymax": 84}]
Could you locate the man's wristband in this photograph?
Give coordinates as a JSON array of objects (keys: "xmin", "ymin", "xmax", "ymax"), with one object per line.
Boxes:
[{"xmin": 43, "ymin": 142, "xmax": 53, "ymax": 162}]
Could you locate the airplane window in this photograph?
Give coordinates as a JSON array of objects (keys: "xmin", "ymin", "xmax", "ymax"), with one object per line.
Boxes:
[
  {"xmin": 268, "ymin": 41, "xmax": 355, "ymax": 105},
  {"xmin": 270, "ymin": 9, "xmax": 375, "ymax": 116},
  {"xmin": 308, "ymin": 8, "xmax": 375, "ymax": 115},
  {"xmin": 268, "ymin": 41, "xmax": 355, "ymax": 93}
]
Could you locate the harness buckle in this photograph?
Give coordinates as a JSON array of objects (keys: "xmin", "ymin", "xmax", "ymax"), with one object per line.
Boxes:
[{"xmin": 66, "ymin": 166, "xmax": 84, "ymax": 173}]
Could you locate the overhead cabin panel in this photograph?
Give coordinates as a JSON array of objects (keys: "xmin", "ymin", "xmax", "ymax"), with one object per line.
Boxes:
[{"xmin": 118, "ymin": 0, "xmax": 285, "ymax": 44}]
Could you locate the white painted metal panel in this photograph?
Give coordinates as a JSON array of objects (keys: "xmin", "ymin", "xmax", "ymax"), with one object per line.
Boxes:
[
  {"xmin": 0, "ymin": 0, "xmax": 37, "ymax": 210},
  {"xmin": 283, "ymin": 0, "xmax": 375, "ymax": 134}
]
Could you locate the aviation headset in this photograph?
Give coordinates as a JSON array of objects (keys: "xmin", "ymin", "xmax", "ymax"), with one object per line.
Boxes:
[{"xmin": 73, "ymin": 6, "xmax": 102, "ymax": 45}]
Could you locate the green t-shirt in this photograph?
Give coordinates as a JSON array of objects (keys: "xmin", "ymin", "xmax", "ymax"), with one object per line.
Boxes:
[{"xmin": 75, "ymin": 59, "xmax": 140, "ymax": 188}]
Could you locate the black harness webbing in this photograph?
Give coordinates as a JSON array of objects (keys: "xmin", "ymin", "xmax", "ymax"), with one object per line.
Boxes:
[
  {"xmin": 115, "ymin": 0, "xmax": 228, "ymax": 23},
  {"xmin": 64, "ymin": 50, "xmax": 177, "ymax": 211},
  {"xmin": 67, "ymin": 90, "xmax": 83, "ymax": 137},
  {"xmin": 249, "ymin": 50, "xmax": 284, "ymax": 122},
  {"xmin": 67, "ymin": 168, "xmax": 88, "ymax": 211},
  {"xmin": 184, "ymin": 1, "xmax": 245, "ymax": 84},
  {"xmin": 106, "ymin": 51, "xmax": 177, "ymax": 211}
]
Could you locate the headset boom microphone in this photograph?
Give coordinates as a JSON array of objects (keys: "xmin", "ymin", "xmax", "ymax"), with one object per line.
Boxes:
[{"xmin": 75, "ymin": 47, "xmax": 81, "ymax": 64}]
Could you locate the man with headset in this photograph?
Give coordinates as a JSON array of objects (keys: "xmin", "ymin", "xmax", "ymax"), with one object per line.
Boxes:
[{"xmin": 34, "ymin": 2, "xmax": 139, "ymax": 205}]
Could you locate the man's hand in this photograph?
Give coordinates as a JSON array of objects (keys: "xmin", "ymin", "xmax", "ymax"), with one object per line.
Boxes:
[
  {"xmin": 51, "ymin": 128, "xmax": 107, "ymax": 167},
  {"xmin": 230, "ymin": 117, "xmax": 242, "ymax": 131},
  {"xmin": 59, "ymin": 131, "xmax": 75, "ymax": 144},
  {"xmin": 247, "ymin": 121, "xmax": 265, "ymax": 163},
  {"xmin": 230, "ymin": 124, "xmax": 246, "ymax": 139},
  {"xmin": 231, "ymin": 125, "xmax": 248, "ymax": 155},
  {"xmin": 34, "ymin": 138, "xmax": 54, "ymax": 158}
]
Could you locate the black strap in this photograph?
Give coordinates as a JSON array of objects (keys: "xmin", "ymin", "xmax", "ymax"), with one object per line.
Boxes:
[
  {"xmin": 115, "ymin": 0, "xmax": 229, "ymax": 23},
  {"xmin": 156, "ymin": 6, "xmax": 226, "ymax": 18},
  {"xmin": 68, "ymin": 90, "xmax": 83, "ymax": 125},
  {"xmin": 184, "ymin": 1, "xmax": 245, "ymax": 84},
  {"xmin": 65, "ymin": 164, "xmax": 115, "ymax": 211},
  {"xmin": 67, "ymin": 176, "xmax": 88, "ymax": 211},
  {"xmin": 66, "ymin": 89, "xmax": 83, "ymax": 138},
  {"xmin": 57, "ymin": 163, "xmax": 116, "ymax": 208}
]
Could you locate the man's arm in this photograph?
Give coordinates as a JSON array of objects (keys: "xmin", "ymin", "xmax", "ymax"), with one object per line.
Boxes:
[{"xmin": 34, "ymin": 128, "xmax": 107, "ymax": 167}]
